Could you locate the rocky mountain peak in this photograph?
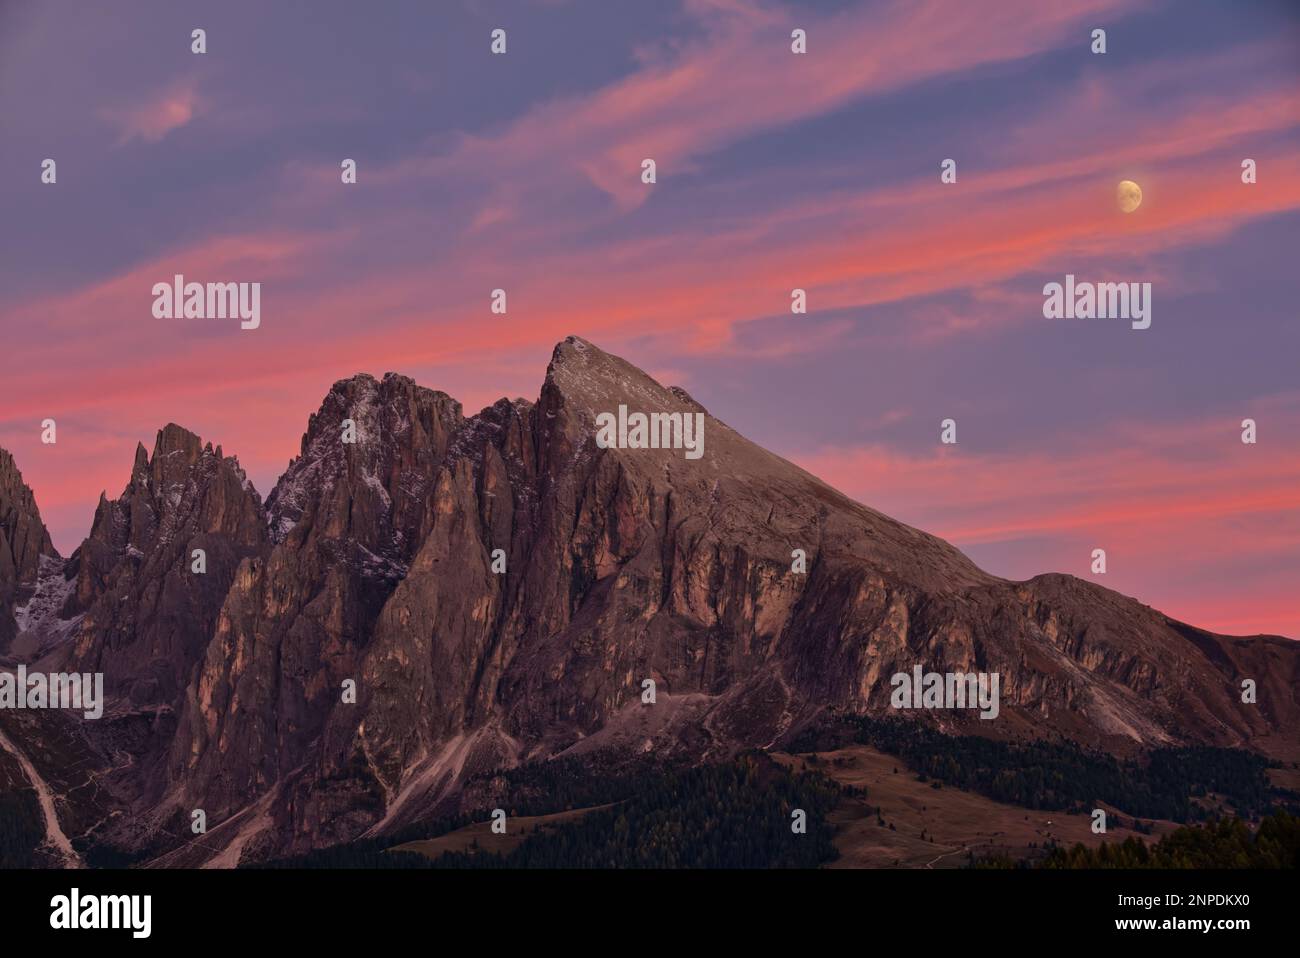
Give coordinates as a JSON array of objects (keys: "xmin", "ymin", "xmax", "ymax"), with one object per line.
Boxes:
[
  {"xmin": 266, "ymin": 371, "xmax": 463, "ymax": 554},
  {"xmin": 60, "ymin": 424, "xmax": 268, "ymax": 674},
  {"xmin": 0, "ymin": 447, "xmax": 59, "ymax": 649},
  {"xmin": 84, "ymin": 424, "xmax": 258, "ymax": 557},
  {"xmin": 8, "ymin": 340, "xmax": 1295, "ymax": 868},
  {"xmin": 150, "ymin": 422, "xmax": 203, "ymax": 473},
  {"xmin": 543, "ymin": 335, "xmax": 694, "ymax": 414},
  {"xmin": 0, "ymin": 447, "xmax": 57, "ymax": 570}
]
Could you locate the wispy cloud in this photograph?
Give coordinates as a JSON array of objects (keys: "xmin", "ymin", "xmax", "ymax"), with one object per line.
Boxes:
[
  {"xmin": 3, "ymin": 0, "xmax": 1297, "ymax": 638},
  {"xmin": 795, "ymin": 400, "xmax": 1300, "ymax": 638},
  {"xmin": 100, "ymin": 79, "xmax": 201, "ymax": 145},
  {"xmin": 374, "ymin": 0, "xmax": 1137, "ymax": 209}
]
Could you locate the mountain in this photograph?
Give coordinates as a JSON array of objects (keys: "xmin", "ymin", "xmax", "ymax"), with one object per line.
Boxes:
[
  {"xmin": 61, "ymin": 425, "xmax": 267, "ymax": 711},
  {"xmin": 1, "ymin": 337, "xmax": 1296, "ymax": 866},
  {"xmin": 0, "ymin": 449, "xmax": 58, "ymax": 652}
]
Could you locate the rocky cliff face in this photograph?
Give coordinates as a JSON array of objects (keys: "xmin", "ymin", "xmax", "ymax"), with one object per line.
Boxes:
[
  {"xmin": 61, "ymin": 425, "xmax": 267, "ymax": 709},
  {"xmin": 167, "ymin": 374, "xmax": 465, "ymax": 835},
  {"xmin": 0, "ymin": 450, "xmax": 58, "ymax": 651},
  {"xmin": 4, "ymin": 338, "xmax": 1297, "ymax": 864}
]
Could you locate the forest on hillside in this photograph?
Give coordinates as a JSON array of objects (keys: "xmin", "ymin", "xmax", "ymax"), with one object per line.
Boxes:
[
  {"xmin": 430, "ymin": 754, "xmax": 841, "ymax": 868},
  {"xmin": 788, "ymin": 713, "xmax": 1295, "ymax": 823},
  {"xmin": 0, "ymin": 788, "xmax": 43, "ymax": 868},
  {"xmin": 975, "ymin": 811, "xmax": 1300, "ymax": 868},
  {"xmin": 258, "ymin": 753, "xmax": 841, "ymax": 869}
]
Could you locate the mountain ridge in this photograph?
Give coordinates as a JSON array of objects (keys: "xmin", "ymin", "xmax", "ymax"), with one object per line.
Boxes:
[
  {"xmin": 1, "ymin": 336, "xmax": 1296, "ymax": 866},
  {"xmin": 0, "ymin": 448, "xmax": 59, "ymax": 652}
]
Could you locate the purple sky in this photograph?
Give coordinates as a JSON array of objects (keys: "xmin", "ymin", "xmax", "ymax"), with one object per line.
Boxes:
[{"xmin": 1, "ymin": 0, "xmax": 1298, "ymax": 636}]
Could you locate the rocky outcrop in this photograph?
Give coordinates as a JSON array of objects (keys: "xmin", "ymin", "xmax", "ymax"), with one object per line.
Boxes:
[
  {"xmin": 7, "ymin": 338, "xmax": 1297, "ymax": 864},
  {"xmin": 167, "ymin": 375, "xmax": 464, "ymax": 833},
  {"xmin": 160, "ymin": 338, "xmax": 1300, "ymax": 856},
  {"xmin": 59, "ymin": 425, "xmax": 267, "ymax": 709},
  {"xmin": 0, "ymin": 449, "xmax": 58, "ymax": 650}
]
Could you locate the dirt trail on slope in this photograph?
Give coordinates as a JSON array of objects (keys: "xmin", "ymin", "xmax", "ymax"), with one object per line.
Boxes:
[{"xmin": 0, "ymin": 722, "xmax": 84, "ymax": 868}]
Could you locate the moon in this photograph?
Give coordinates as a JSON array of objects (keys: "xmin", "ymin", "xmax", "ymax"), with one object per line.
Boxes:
[{"xmin": 1117, "ymin": 179, "xmax": 1142, "ymax": 213}]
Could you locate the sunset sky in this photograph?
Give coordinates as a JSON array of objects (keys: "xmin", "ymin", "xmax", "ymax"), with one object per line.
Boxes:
[{"xmin": 1, "ymin": 0, "xmax": 1297, "ymax": 637}]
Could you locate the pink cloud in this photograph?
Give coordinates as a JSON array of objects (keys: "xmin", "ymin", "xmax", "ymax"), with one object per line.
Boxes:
[
  {"xmin": 101, "ymin": 80, "xmax": 201, "ymax": 145},
  {"xmin": 376, "ymin": 0, "xmax": 1137, "ymax": 209},
  {"xmin": 794, "ymin": 402, "xmax": 1300, "ymax": 638}
]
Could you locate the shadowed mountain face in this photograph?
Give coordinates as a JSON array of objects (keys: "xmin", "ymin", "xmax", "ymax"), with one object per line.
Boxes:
[
  {"xmin": 60, "ymin": 426, "xmax": 268, "ymax": 710},
  {"xmin": 2, "ymin": 337, "xmax": 1296, "ymax": 864},
  {"xmin": 0, "ymin": 449, "xmax": 58, "ymax": 651}
]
